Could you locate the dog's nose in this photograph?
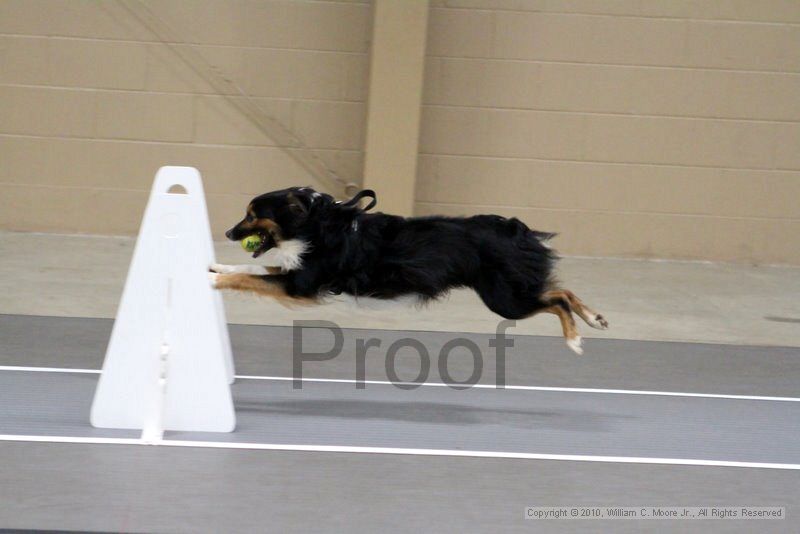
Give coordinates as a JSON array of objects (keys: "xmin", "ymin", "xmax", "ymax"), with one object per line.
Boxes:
[{"xmin": 225, "ymin": 229, "xmax": 234, "ymax": 240}]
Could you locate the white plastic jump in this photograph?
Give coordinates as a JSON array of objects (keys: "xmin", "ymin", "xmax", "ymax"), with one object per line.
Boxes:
[{"xmin": 91, "ymin": 166, "xmax": 236, "ymax": 439}]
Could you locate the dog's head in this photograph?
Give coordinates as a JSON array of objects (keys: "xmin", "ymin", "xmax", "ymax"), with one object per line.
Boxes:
[{"xmin": 225, "ymin": 186, "xmax": 333, "ymax": 258}]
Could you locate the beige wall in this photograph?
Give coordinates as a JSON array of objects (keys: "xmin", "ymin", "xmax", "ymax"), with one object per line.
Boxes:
[
  {"xmin": 1, "ymin": 0, "xmax": 799, "ymax": 264},
  {"xmin": 416, "ymin": 0, "xmax": 800, "ymax": 264},
  {"xmin": 0, "ymin": 0, "xmax": 371, "ymax": 236}
]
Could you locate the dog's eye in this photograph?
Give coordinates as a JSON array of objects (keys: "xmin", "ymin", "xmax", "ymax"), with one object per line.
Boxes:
[{"xmin": 246, "ymin": 214, "xmax": 255, "ymax": 223}]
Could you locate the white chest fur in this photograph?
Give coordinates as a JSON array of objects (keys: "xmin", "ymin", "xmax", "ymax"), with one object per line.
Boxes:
[{"xmin": 264, "ymin": 239, "xmax": 309, "ymax": 271}]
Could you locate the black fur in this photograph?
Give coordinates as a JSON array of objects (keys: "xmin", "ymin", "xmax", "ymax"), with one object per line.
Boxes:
[{"xmin": 225, "ymin": 187, "xmax": 559, "ymax": 320}]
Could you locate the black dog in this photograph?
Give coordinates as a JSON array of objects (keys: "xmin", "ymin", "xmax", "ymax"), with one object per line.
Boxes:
[{"xmin": 210, "ymin": 187, "xmax": 607, "ymax": 354}]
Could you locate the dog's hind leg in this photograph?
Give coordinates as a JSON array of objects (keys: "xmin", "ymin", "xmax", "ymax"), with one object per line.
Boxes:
[
  {"xmin": 547, "ymin": 289, "xmax": 608, "ymax": 330},
  {"xmin": 209, "ymin": 272, "xmax": 314, "ymax": 307},
  {"xmin": 473, "ymin": 276, "xmax": 599, "ymax": 354},
  {"xmin": 535, "ymin": 299, "xmax": 583, "ymax": 355},
  {"xmin": 533, "ymin": 289, "xmax": 608, "ymax": 354}
]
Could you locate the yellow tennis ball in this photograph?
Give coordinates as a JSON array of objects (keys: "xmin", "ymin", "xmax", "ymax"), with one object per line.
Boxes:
[{"xmin": 241, "ymin": 234, "xmax": 262, "ymax": 252}]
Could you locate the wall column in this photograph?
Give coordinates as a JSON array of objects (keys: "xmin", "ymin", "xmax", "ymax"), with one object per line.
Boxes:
[{"xmin": 362, "ymin": 0, "xmax": 429, "ymax": 216}]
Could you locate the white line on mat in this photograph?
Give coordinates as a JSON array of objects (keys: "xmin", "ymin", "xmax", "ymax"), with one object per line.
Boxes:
[
  {"xmin": 1, "ymin": 365, "xmax": 798, "ymax": 403},
  {"xmin": 0, "ymin": 434, "xmax": 798, "ymax": 470}
]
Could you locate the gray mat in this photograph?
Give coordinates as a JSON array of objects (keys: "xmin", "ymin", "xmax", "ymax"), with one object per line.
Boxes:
[
  {"xmin": 2, "ymin": 370, "xmax": 798, "ymax": 465},
  {"xmin": 1, "ymin": 313, "xmax": 799, "ymax": 396},
  {"xmin": 2, "ymin": 440, "xmax": 798, "ymax": 534},
  {"xmin": 1, "ymin": 314, "xmax": 799, "ymax": 534}
]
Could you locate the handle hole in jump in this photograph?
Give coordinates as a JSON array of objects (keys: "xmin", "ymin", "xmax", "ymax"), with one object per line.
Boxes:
[{"xmin": 167, "ymin": 184, "xmax": 188, "ymax": 195}]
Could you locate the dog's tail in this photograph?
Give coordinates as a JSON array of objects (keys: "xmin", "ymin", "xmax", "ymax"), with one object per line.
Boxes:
[
  {"xmin": 531, "ymin": 230, "xmax": 557, "ymax": 249},
  {"xmin": 504, "ymin": 217, "xmax": 557, "ymax": 249}
]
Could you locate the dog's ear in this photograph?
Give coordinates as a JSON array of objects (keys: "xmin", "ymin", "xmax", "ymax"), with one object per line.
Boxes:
[{"xmin": 287, "ymin": 193, "xmax": 309, "ymax": 217}]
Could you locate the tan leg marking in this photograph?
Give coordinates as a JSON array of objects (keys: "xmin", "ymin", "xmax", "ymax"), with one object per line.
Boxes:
[
  {"xmin": 212, "ymin": 273, "xmax": 315, "ymax": 307},
  {"xmin": 538, "ymin": 303, "xmax": 583, "ymax": 355},
  {"xmin": 544, "ymin": 289, "xmax": 608, "ymax": 330}
]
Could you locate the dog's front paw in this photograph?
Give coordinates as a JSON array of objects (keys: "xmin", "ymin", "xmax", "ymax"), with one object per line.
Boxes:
[
  {"xmin": 208, "ymin": 272, "xmax": 220, "ymax": 289},
  {"xmin": 209, "ymin": 263, "xmax": 232, "ymax": 274}
]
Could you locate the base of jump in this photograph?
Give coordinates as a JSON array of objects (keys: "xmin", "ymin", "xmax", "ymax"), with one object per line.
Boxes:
[{"xmin": 90, "ymin": 166, "xmax": 236, "ymax": 437}]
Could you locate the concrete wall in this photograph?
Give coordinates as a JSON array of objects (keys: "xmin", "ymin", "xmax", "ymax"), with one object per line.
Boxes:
[
  {"xmin": 416, "ymin": 0, "xmax": 800, "ymax": 264},
  {"xmin": 1, "ymin": 0, "xmax": 799, "ymax": 264},
  {"xmin": 0, "ymin": 0, "xmax": 371, "ymax": 236}
]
